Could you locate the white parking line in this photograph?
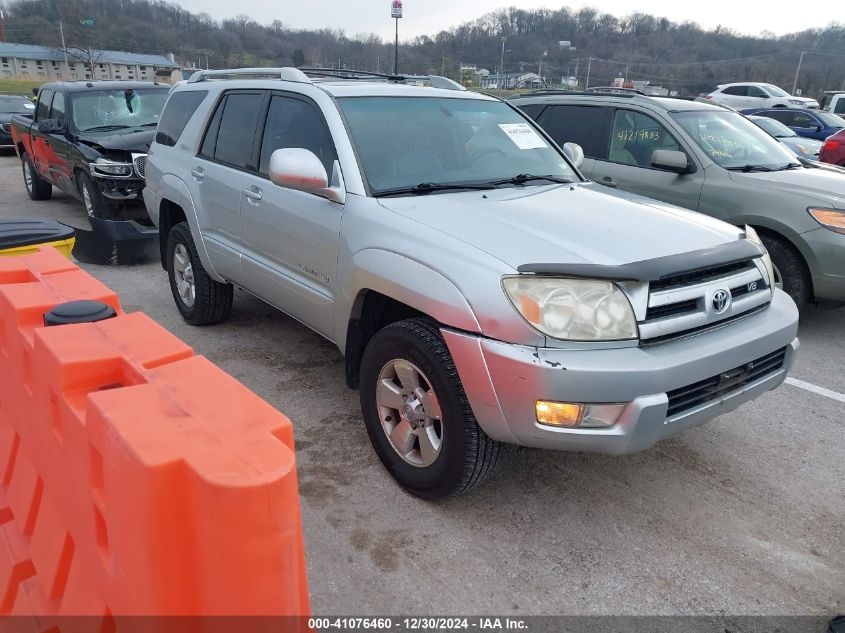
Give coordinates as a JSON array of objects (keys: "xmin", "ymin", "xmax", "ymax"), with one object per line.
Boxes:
[{"xmin": 785, "ymin": 377, "xmax": 845, "ymax": 404}]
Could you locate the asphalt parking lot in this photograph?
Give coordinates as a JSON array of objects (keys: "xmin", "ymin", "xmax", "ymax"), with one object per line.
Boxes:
[{"xmin": 0, "ymin": 152, "xmax": 843, "ymax": 617}]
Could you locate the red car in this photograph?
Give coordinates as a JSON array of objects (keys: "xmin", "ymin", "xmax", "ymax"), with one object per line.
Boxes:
[{"xmin": 820, "ymin": 128, "xmax": 845, "ymax": 166}]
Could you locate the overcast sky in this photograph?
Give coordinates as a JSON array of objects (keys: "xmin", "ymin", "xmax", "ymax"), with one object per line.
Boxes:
[{"xmin": 172, "ymin": 0, "xmax": 840, "ymax": 40}]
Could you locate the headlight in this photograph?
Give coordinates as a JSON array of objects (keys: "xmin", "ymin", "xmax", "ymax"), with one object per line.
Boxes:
[
  {"xmin": 807, "ymin": 208, "xmax": 845, "ymax": 235},
  {"xmin": 91, "ymin": 159, "xmax": 133, "ymax": 177},
  {"xmin": 788, "ymin": 99, "xmax": 803, "ymax": 105},
  {"xmin": 745, "ymin": 225, "xmax": 775, "ymax": 293},
  {"xmin": 502, "ymin": 276, "xmax": 638, "ymax": 341}
]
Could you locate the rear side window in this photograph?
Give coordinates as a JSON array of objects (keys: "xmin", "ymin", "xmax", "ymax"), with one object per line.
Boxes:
[
  {"xmin": 517, "ymin": 103, "xmax": 545, "ymax": 119},
  {"xmin": 536, "ymin": 105, "xmax": 607, "ymax": 159},
  {"xmin": 156, "ymin": 90, "xmax": 207, "ymax": 146},
  {"xmin": 36, "ymin": 89, "xmax": 53, "ymax": 121},
  {"xmin": 200, "ymin": 92, "xmax": 264, "ymax": 169},
  {"xmin": 721, "ymin": 86, "xmax": 747, "ymax": 96},
  {"xmin": 790, "ymin": 112, "xmax": 817, "ymax": 128}
]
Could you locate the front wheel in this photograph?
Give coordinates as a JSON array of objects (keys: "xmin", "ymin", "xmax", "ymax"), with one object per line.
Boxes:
[
  {"xmin": 21, "ymin": 152, "xmax": 52, "ymax": 200},
  {"xmin": 359, "ymin": 318, "xmax": 501, "ymax": 499},
  {"xmin": 166, "ymin": 222, "xmax": 233, "ymax": 325},
  {"xmin": 760, "ymin": 233, "xmax": 811, "ymax": 309}
]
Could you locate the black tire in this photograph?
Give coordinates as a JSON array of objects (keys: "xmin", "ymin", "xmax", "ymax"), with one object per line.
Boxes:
[
  {"xmin": 21, "ymin": 152, "xmax": 52, "ymax": 201},
  {"xmin": 166, "ymin": 222, "xmax": 233, "ymax": 325},
  {"xmin": 359, "ymin": 318, "xmax": 501, "ymax": 499},
  {"xmin": 77, "ymin": 172, "xmax": 109, "ymax": 219},
  {"xmin": 760, "ymin": 232, "xmax": 811, "ymax": 309}
]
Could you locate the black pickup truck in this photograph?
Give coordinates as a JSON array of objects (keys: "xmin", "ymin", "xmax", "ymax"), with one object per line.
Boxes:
[{"xmin": 10, "ymin": 81, "xmax": 170, "ymax": 263}]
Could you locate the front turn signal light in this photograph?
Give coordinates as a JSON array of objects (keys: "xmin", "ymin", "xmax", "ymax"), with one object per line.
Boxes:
[{"xmin": 808, "ymin": 208, "xmax": 845, "ymax": 235}]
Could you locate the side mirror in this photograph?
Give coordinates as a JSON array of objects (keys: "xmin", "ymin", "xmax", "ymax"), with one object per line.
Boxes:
[
  {"xmin": 651, "ymin": 149, "xmax": 690, "ymax": 174},
  {"xmin": 815, "ymin": 125, "xmax": 824, "ymax": 133},
  {"xmin": 268, "ymin": 148, "xmax": 344, "ymax": 203},
  {"xmin": 562, "ymin": 142, "xmax": 585, "ymax": 169},
  {"xmin": 37, "ymin": 119, "xmax": 62, "ymax": 134}
]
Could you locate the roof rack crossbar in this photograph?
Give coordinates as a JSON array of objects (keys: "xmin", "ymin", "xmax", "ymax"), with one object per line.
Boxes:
[
  {"xmin": 301, "ymin": 68, "xmax": 465, "ymax": 91},
  {"xmin": 187, "ymin": 67, "xmax": 312, "ymax": 83}
]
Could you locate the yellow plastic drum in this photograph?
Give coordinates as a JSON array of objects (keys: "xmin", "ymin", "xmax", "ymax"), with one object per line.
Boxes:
[{"xmin": 0, "ymin": 219, "xmax": 75, "ymax": 260}]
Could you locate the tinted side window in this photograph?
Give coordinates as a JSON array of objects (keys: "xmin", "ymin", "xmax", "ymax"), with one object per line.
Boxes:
[
  {"xmin": 763, "ymin": 110, "xmax": 791, "ymax": 124},
  {"xmin": 722, "ymin": 86, "xmax": 747, "ymax": 96},
  {"xmin": 790, "ymin": 112, "xmax": 817, "ymax": 128},
  {"xmin": 199, "ymin": 96, "xmax": 225, "ymax": 158},
  {"xmin": 212, "ymin": 92, "xmax": 264, "ymax": 169},
  {"xmin": 609, "ymin": 110, "xmax": 681, "ymax": 168},
  {"xmin": 258, "ymin": 95, "xmax": 336, "ymax": 176},
  {"xmin": 835, "ymin": 99, "xmax": 845, "ymax": 115},
  {"xmin": 748, "ymin": 86, "xmax": 768, "ymax": 98},
  {"xmin": 49, "ymin": 91, "xmax": 65, "ymax": 126},
  {"xmin": 36, "ymin": 89, "xmax": 53, "ymax": 121},
  {"xmin": 536, "ymin": 105, "xmax": 607, "ymax": 159},
  {"xmin": 156, "ymin": 90, "xmax": 208, "ymax": 146},
  {"xmin": 517, "ymin": 103, "xmax": 545, "ymax": 119}
]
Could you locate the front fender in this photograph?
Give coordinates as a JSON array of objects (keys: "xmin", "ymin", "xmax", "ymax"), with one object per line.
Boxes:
[
  {"xmin": 338, "ymin": 248, "xmax": 482, "ymax": 345},
  {"xmin": 159, "ymin": 174, "xmax": 225, "ymax": 283}
]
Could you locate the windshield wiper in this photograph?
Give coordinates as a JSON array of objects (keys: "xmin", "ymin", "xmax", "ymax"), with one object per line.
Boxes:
[
  {"xmin": 81, "ymin": 124, "xmax": 131, "ymax": 132},
  {"xmin": 776, "ymin": 162, "xmax": 803, "ymax": 170},
  {"xmin": 374, "ymin": 182, "xmax": 495, "ymax": 197},
  {"xmin": 140, "ymin": 122, "xmax": 159, "ymax": 127},
  {"xmin": 488, "ymin": 173, "xmax": 573, "ymax": 186},
  {"xmin": 727, "ymin": 164, "xmax": 775, "ymax": 172}
]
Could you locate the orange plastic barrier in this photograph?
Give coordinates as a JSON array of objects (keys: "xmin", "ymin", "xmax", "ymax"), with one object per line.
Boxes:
[{"xmin": 0, "ymin": 246, "xmax": 309, "ymax": 622}]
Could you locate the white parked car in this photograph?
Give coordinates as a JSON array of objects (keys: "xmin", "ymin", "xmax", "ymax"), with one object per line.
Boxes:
[{"xmin": 706, "ymin": 83, "xmax": 819, "ymax": 110}]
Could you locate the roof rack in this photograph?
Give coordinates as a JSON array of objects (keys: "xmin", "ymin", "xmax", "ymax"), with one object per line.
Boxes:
[
  {"xmin": 512, "ymin": 89, "xmax": 639, "ymax": 99},
  {"xmin": 585, "ymin": 86, "xmax": 646, "ymax": 95},
  {"xmin": 187, "ymin": 67, "xmax": 312, "ymax": 83},
  {"xmin": 186, "ymin": 66, "xmax": 466, "ymax": 91}
]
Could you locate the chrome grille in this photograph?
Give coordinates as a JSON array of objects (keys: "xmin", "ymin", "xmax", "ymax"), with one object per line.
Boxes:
[
  {"xmin": 639, "ymin": 258, "xmax": 771, "ymax": 343},
  {"xmin": 132, "ymin": 153, "xmax": 147, "ymax": 179},
  {"xmin": 666, "ymin": 347, "xmax": 787, "ymax": 418}
]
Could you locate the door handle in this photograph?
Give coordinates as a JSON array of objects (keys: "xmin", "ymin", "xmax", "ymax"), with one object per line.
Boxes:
[
  {"xmin": 243, "ymin": 187, "xmax": 263, "ymax": 202},
  {"xmin": 599, "ymin": 176, "xmax": 617, "ymax": 188},
  {"xmin": 190, "ymin": 167, "xmax": 205, "ymax": 180}
]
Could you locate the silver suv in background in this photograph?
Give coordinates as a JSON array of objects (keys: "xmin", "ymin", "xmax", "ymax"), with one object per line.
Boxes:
[
  {"xmin": 143, "ymin": 68, "xmax": 799, "ymax": 498},
  {"xmin": 511, "ymin": 91, "xmax": 845, "ymax": 308}
]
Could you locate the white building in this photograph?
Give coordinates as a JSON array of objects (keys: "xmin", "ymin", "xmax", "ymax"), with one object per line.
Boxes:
[{"xmin": 0, "ymin": 42, "xmax": 180, "ymax": 82}]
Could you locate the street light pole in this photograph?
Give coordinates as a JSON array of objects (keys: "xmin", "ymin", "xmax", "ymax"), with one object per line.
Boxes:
[
  {"xmin": 792, "ymin": 50, "xmax": 806, "ymax": 95},
  {"xmin": 585, "ymin": 56, "xmax": 592, "ymax": 89},
  {"xmin": 499, "ymin": 36, "xmax": 506, "ymax": 96},
  {"xmin": 394, "ymin": 17, "xmax": 399, "ymax": 74}
]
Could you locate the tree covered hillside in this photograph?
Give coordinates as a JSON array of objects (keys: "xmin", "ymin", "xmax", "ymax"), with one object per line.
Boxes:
[{"xmin": 4, "ymin": 0, "xmax": 845, "ymax": 96}]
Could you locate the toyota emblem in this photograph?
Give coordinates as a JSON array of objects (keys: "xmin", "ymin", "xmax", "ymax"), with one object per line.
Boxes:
[{"xmin": 712, "ymin": 289, "xmax": 731, "ymax": 314}]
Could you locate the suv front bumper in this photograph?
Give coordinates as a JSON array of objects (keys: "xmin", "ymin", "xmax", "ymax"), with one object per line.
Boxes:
[{"xmin": 443, "ymin": 289, "xmax": 799, "ymax": 454}]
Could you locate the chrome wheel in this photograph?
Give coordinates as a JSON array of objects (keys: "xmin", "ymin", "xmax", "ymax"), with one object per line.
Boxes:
[
  {"xmin": 23, "ymin": 160, "xmax": 32, "ymax": 193},
  {"xmin": 172, "ymin": 243, "xmax": 196, "ymax": 308},
  {"xmin": 376, "ymin": 359, "xmax": 443, "ymax": 468}
]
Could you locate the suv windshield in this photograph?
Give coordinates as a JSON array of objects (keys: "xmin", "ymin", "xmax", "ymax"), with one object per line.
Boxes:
[
  {"xmin": 0, "ymin": 97, "xmax": 34, "ymax": 114},
  {"xmin": 338, "ymin": 96, "xmax": 577, "ymax": 195},
  {"xmin": 672, "ymin": 110, "xmax": 798, "ymax": 170},
  {"xmin": 71, "ymin": 88, "xmax": 169, "ymax": 132}
]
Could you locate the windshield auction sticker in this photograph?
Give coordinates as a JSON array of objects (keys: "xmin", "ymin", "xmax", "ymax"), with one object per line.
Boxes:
[{"xmin": 498, "ymin": 123, "xmax": 549, "ymax": 150}]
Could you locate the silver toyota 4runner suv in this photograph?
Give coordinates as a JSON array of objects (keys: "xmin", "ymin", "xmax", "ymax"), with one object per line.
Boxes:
[{"xmin": 143, "ymin": 68, "xmax": 799, "ymax": 499}]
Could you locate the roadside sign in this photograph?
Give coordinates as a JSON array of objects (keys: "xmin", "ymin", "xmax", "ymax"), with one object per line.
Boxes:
[
  {"xmin": 391, "ymin": 0, "xmax": 402, "ymax": 18},
  {"xmin": 80, "ymin": 18, "xmax": 96, "ymax": 26}
]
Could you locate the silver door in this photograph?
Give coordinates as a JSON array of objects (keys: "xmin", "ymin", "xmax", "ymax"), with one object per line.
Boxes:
[
  {"xmin": 190, "ymin": 91, "xmax": 266, "ymax": 281},
  {"xmin": 239, "ymin": 94, "xmax": 343, "ymax": 339}
]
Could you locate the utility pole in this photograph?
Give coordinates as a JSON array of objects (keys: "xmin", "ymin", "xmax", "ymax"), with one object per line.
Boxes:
[
  {"xmin": 499, "ymin": 36, "xmax": 506, "ymax": 96},
  {"xmin": 59, "ymin": 21, "xmax": 70, "ymax": 79},
  {"xmin": 624, "ymin": 64, "xmax": 629, "ymax": 83},
  {"xmin": 792, "ymin": 50, "xmax": 806, "ymax": 95},
  {"xmin": 585, "ymin": 56, "xmax": 592, "ymax": 89},
  {"xmin": 391, "ymin": 0, "xmax": 403, "ymax": 74},
  {"xmin": 574, "ymin": 58, "xmax": 580, "ymax": 86}
]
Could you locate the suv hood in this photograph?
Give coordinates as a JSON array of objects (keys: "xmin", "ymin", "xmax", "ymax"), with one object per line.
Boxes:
[
  {"xmin": 378, "ymin": 183, "xmax": 743, "ymax": 269},
  {"xmin": 729, "ymin": 166, "xmax": 845, "ymax": 207},
  {"xmin": 76, "ymin": 128, "xmax": 155, "ymax": 153}
]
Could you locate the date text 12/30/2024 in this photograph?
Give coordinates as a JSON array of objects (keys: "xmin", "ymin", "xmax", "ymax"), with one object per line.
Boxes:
[{"xmin": 308, "ymin": 618, "xmax": 529, "ymax": 631}]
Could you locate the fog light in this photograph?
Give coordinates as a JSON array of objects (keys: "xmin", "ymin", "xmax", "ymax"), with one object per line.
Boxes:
[
  {"xmin": 536, "ymin": 401, "xmax": 626, "ymax": 428},
  {"xmin": 536, "ymin": 401, "xmax": 583, "ymax": 426}
]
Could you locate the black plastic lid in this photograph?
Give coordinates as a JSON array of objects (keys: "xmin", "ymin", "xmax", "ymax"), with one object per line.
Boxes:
[
  {"xmin": 0, "ymin": 218, "xmax": 75, "ymax": 250},
  {"xmin": 44, "ymin": 301, "xmax": 117, "ymax": 326}
]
